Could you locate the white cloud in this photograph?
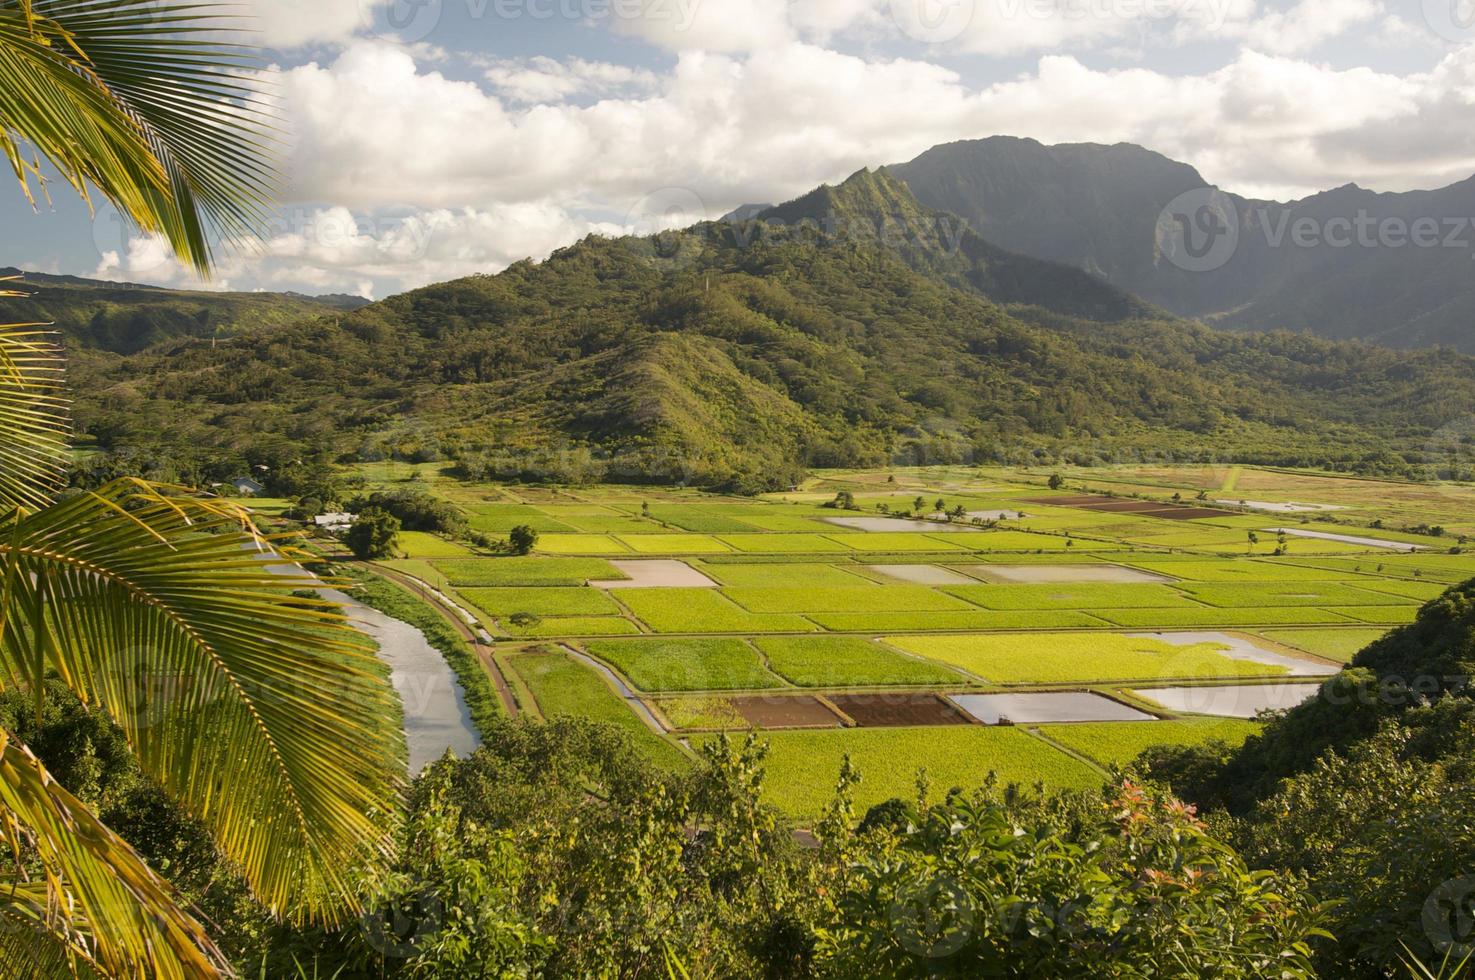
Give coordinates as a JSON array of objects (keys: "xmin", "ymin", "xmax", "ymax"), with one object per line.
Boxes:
[
  {"xmin": 244, "ymin": 0, "xmax": 378, "ymax": 49},
  {"xmin": 1228, "ymin": 0, "xmax": 1382, "ymax": 55},
  {"xmin": 483, "ymin": 56, "xmax": 661, "ymax": 104},
  {"xmin": 142, "ymin": 21, "xmax": 1475, "ymax": 294}
]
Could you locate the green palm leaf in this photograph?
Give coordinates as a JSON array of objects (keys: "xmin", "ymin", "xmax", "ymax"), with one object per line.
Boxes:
[
  {"xmin": 0, "ymin": 482, "xmax": 407, "ymax": 924},
  {"xmin": 0, "ymin": 732, "xmax": 228, "ymax": 978},
  {"xmin": 1, "ymin": 0, "xmax": 277, "ymax": 276},
  {"xmin": 0, "ymin": 285, "xmax": 68, "ymax": 512}
]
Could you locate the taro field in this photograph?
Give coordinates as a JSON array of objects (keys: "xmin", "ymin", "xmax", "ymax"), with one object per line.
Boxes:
[{"xmin": 350, "ymin": 463, "xmax": 1475, "ymax": 820}]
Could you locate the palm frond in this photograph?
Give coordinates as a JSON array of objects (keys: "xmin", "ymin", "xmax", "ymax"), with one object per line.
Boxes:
[
  {"xmin": 0, "ymin": 480, "xmax": 407, "ymax": 924},
  {"xmin": 0, "ymin": 731, "xmax": 228, "ymax": 979},
  {"xmin": 0, "ymin": 287, "xmax": 68, "ymax": 512},
  {"xmin": 0, "ymin": 0, "xmax": 278, "ymax": 275}
]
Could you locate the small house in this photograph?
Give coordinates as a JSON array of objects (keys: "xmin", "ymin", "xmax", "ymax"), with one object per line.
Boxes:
[{"xmin": 229, "ymin": 476, "xmax": 264, "ymax": 496}]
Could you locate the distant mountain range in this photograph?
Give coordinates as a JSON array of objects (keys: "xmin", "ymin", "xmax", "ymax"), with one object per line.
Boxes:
[
  {"xmin": 0, "ymin": 268, "xmax": 368, "ymax": 355},
  {"xmin": 889, "ymin": 137, "xmax": 1475, "ymax": 352},
  {"xmin": 30, "ymin": 166, "xmax": 1475, "ymax": 491}
]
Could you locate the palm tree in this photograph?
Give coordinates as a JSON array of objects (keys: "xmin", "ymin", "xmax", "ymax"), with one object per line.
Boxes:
[{"xmin": 1, "ymin": 3, "xmax": 404, "ymax": 977}]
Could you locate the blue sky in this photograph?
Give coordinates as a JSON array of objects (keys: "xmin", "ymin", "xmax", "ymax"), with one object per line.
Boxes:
[{"xmin": 4, "ymin": 0, "xmax": 1473, "ymax": 298}]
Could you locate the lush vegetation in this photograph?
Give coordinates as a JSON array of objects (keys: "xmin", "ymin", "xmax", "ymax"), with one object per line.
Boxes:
[{"xmin": 57, "ymin": 170, "xmax": 1475, "ymax": 492}]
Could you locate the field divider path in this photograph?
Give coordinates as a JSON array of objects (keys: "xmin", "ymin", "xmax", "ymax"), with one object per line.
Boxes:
[
  {"xmin": 559, "ymin": 644, "xmax": 673, "ymax": 736},
  {"xmin": 1021, "ymin": 727, "xmax": 1111, "ymax": 778},
  {"xmin": 367, "ymin": 560, "xmax": 520, "ymax": 717}
]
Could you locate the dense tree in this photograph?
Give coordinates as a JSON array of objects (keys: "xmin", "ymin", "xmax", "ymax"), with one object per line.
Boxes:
[{"xmin": 347, "ymin": 507, "xmax": 402, "ymax": 559}]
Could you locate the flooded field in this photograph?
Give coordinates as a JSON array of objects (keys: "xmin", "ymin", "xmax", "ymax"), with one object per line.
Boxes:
[
  {"xmin": 1130, "ymin": 683, "xmax": 1325, "ymax": 718},
  {"xmin": 590, "ymin": 559, "xmax": 718, "ymax": 588},
  {"xmin": 950, "ymin": 692, "xmax": 1156, "ymax": 725},
  {"xmin": 866, "ymin": 563, "xmax": 977, "ymax": 585},
  {"xmin": 1125, "ymin": 631, "xmax": 1338, "ymax": 677}
]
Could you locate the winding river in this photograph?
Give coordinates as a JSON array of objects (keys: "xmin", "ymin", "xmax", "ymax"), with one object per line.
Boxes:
[{"xmin": 325, "ymin": 586, "xmax": 482, "ymax": 773}]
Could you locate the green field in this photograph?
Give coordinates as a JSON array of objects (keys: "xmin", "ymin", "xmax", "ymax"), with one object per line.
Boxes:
[
  {"xmin": 700, "ymin": 563, "xmax": 869, "ymax": 587},
  {"xmin": 613, "ymin": 589, "xmax": 816, "ymax": 633},
  {"xmin": 656, "ymin": 696, "xmax": 746, "ymax": 730},
  {"xmin": 535, "ymin": 534, "xmax": 634, "ymax": 554},
  {"xmin": 722, "ymin": 585, "xmax": 973, "ymax": 614},
  {"xmin": 805, "ymin": 610, "xmax": 1108, "ymax": 631},
  {"xmin": 508, "ymin": 652, "xmax": 687, "ymax": 769},
  {"xmin": 1090, "ymin": 607, "xmax": 1358, "ymax": 628},
  {"xmin": 716, "ymin": 533, "xmax": 854, "ymax": 554},
  {"xmin": 1176, "ymin": 582, "xmax": 1417, "ymax": 607},
  {"xmin": 396, "ymin": 531, "xmax": 474, "ymax": 558},
  {"xmin": 584, "ymin": 638, "xmax": 785, "ymax": 691},
  {"xmin": 618, "ymin": 533, "xmax": 732, "ymax": 553},
  {"xmin": 1258, "ymin": 627, "xmax": 1389, "ymax": 663},
  {"xmin": 886, "ymin": 632, "xmax": 1289, "ymax": 684},
  {"xmin": 353, "ymin": 466, "xmax": 1475, "ymax": 820},
  {"xmin": 460, "ymin": 587, "xmax": 621, "ymax": 617},
  {"xmin": 717, "ymin": 727, "xmax": 1100, "ymax": 819},
  {"xmin": 943, "ymin": 583, "xmax": 1199, "ymax": 610},
  {"xmin": 754, "ymin": 636, "xmax": 966, "ymax": 687},
  {"xmin": 502, "ymin": 616, "xmax": 642, "ymax": 638},
  {"xmin": 1039, "ymin": 718, "xmax": 1262, "ymax": 768},
  {"xmin": 433, "ymin": 557, "xmax": 625, "ymax": 587}
]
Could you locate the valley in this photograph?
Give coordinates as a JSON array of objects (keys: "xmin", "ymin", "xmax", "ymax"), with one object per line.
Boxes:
[{"xmin": 307, "ymin": 462, "xmax": 1471, "ymax": 820}]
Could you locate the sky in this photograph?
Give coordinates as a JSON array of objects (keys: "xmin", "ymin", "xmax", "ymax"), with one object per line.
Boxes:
[{"xmin": 5, "ymin": 0, "xmax": 1475, "ymax": 298}]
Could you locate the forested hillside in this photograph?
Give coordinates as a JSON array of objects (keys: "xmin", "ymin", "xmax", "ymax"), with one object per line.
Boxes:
[{"xmin": 39, "ymin": 176, "xmax": 1475, "ymax": 491}]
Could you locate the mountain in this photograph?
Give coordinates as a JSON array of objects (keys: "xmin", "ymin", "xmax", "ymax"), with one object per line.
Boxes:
[
  {"xmin": 1, "ymin": 268, "xmax": 369, "ymax": 355},
  {"xmin": 53, "ymin": 173, "xmax": 1475, "ymax": 491},
  {"xmin": 753, "ymin": 168, "xmax": 1150, "ymax": 322},
  {"xmin": 889, "ymin": 136, "xmax": 1475, "ymax": 352}
]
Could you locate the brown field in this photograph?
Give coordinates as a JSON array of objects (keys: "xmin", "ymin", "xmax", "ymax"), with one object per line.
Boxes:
[
  {"xmin": 731, "ymin": 695, "xmax": 842, "ymax": 728},
  {"xmin": 829, "ymin": 693, "xmax": 972, "ymax": 727}
]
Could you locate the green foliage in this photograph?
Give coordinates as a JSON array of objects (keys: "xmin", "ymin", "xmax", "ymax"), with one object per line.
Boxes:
[
  {"xmin": 349, "ymin": 490, "xmax": 467, "ymax": 536},
  {"xmin": 61, "ymin": 179, "xmax": 1475, "ymax": 488},
  {"xmin": 816, "ymin": 782, "xmax": 1325, "ymax": 978},
  {"xmin": 1234, "ymin": 725, "xmax": 1475, "ymax": 978},
  {"xmin": 347, "ymin": 507, "xmax": 402, "ymax": 559},
  {"xmin": 506, "ymin": 652, "xmax": 688, "ymax": 770},
  {"xmin": 507, "ymin": 524, "xmax": 539, "ymax": 556}
]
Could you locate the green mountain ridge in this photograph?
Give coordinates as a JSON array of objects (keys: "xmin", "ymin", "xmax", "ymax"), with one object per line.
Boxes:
[
  {"xmin": 56, "ymin": 173, "xmax": 1475, "ymax": 490},
  {"xmin": 2, "ymin": 267, "xmax": 368, "ymax": 355}
]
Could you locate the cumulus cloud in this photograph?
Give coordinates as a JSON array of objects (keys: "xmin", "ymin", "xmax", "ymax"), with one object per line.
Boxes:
[
  {"xmin": 276, "ymin": 40, "xmax": 1471, "ymax": 211},
  {"xmin": 483, "ymin": 57, "xmax": 661, "ymax": 104},
  {"xmin": 244, "ymin": 0, "xmax": 378, "ymax": 49},
  {"xmin": 612, "ymin": 0, "xmax": 1382, "ymax": 57},
  {"xmin": 100, "ymin": 5, "xmax": 1474, "ymax": 295}
]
